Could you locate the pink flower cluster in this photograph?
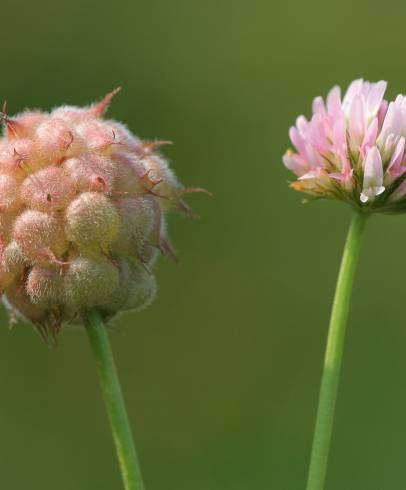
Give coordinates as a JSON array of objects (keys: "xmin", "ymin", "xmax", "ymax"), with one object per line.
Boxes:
[
  {"xmin": 0, "ymin": 89, "xmax": 199, "ymax": 337},
  {"xmin": 283, "ymin": 79, "xmax": 406, "ymax": 211}
]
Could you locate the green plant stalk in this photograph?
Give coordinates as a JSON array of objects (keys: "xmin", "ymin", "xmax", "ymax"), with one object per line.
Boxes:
[
  {"xmin": 86, "ymin": 309, "xmax": 145, "ymax": 490},
  {"xmin": 306, "ymin": 212, "xmax": 368, "ymax": 490}
]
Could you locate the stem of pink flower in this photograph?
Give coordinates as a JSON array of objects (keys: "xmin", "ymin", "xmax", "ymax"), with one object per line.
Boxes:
[
  {"xmin": 306, "ymin": 212, "xmax": 368, "ymax": 490},
  {"xmin": 85, "ymin": 308, "xmax": 145, "ymax": 490}
]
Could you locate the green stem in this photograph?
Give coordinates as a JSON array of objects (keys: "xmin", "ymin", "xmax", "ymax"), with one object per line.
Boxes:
[
  {"xmin": 306, "ymin": 212, "xmax": 368, "ymax": 490},
  {"xmin": 85, "ymin": 309, "xmax": 145, "ymax": 490}
]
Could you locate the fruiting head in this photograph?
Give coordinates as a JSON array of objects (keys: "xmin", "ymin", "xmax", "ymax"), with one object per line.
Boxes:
[{"xmin": 0, "ymin": 90, "xmax": 204, "ymax": 337}]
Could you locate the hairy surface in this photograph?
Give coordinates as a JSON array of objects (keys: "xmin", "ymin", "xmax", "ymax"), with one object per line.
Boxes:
[{"xmin": 0, "ymin": 89, "xmax": 197, "ymax": 336}]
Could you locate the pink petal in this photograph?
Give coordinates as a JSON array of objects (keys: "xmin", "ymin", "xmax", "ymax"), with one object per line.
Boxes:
[
  {"xmin": 326, "ymin": 86, "xmax": 342, "ymax": 116},
  {"xmin": 332, "ymin": 114, "xmax": 346, "ymax": 150},
  {"xmin": 377, "ymin": 101, "xmax": 401, "ymax": 145},
  {"xmin": 388, "ymin": 136, "xmax": 405, "ymax": 171},
  {"xmin": 303, "ymin": 143, "xmax": 323, "ymax": 169},
  {"xmin": 339, "ymin": 151, "xmax": 351, "ymax": 176},
  {"xmin": 364, "ymin": 146, "xmax": 383, "ymax": 181},
  {"xmin": 289, "ymin": 126, "xmax": 306, "ymax": 155},
  {"xmin": 342, "ymin": 79, "xmax": 364, "ymax": 113},
  {"xmin": 296, "ymin": 116, "xmax": 309, "ymax": 138},
  {"xmin": 283, "ymin": 152, "xmax": 308, "ymax": 177},
  {"xmin": 309, "ymin": 113, "xmax": 328, "ymax": 153},
  {"xmin": 360, "ymin": 146, "xmax": 385, "ymax": 202},
  {"xmin": 348, "ymin": 94, "xmax": 365, "ymax": 142},
  {"xmin": 385, "ymin": 137, "xmax": 406, "ymax": 184},
  {"xmin": 365, "ymin": 81, "xmax": 387, "ymax": 117},
  {"xmin": 360, "ymin": 118, "xmax": 378, "ymax": 158},
  {"xmin": 312, "ymin": 96, "xmax": 326, "ymax": 115},
  {"xmin": 377, "ymin": 100, "xmax": 388, "ymax": 129}
]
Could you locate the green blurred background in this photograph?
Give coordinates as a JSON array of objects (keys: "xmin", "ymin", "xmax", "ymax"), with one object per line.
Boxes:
[{"xmin": 1, "ymin": 0, "xmax": 406, "ymax": 488}]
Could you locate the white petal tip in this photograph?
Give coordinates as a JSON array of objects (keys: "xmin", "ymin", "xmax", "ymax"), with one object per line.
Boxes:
[
  {"xmin": 360, "ymin": 193, "xmax": 369, "ymax": 203},
  {"xmin": 376, "ymin": 186, "xmax": 385, "ymax": 196},
  {"xmin": 360, "ymin": 186, "xmax": 385, "ymax": 204}
]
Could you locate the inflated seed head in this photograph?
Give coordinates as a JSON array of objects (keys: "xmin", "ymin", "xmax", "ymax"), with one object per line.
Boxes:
[
  {"xmin": 111, "ymin": 153, "xmax": 145, "ymax": 196},
  {"xmin": 121, "ymin": 262, "xmax": 157, "ymax": 312},
  {"xmin": 26, "ymin": 265, "xmax": 62, "ymax": 307},
  {"xmin": 5, "ymin": 282, "xmax": 49, "ymax": 325},
  {"xmin": 36, "ymin": 118, "xmax": 84, "ymax": 161},
  {"xmin": 0, "ymin": 173, "xmax": 21, "ymax": 211},
  {"xmin": 102, "ymin": 259, "xmax": 156, "ymax": 315},
  {"xmin": 112, "ymin": 197, "xmax": 156, "ymax": 257},
  {"xmin": 2, "ymin": 241, "xmax": 27, "ymax": 275},
  {"xmin": 63, "ymin": 256, "xmax": 119, "ymax": 310},
  {"xmin": 20, "ymin": 167, "xmax": 76, "ymax": 211},
  {"xmin": 0, "ymin": 90, "xmax": 204, "ymax": 337},
  {"xmin": 0, "ymin": 138, "xmax": 37, "ymax": 175},
  {"xmin": 65, "ymin": 192, "xmax": 120, "ymax": 253},
  {"xmin": 62, "ymin": 153, "xmax": 115, "ymax": 193},
  {"xmin": 13, "ymin": 210, "xmax": 67, "ymax": 259},
  {"xmin": 141, "ymin": 154, "xmax": 179, "ymax": 205}
]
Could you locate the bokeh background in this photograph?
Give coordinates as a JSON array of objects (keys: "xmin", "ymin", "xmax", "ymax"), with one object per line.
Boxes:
[{"xmin": 1, "ymin": 0, "xmax": 406, "ymax": 489}]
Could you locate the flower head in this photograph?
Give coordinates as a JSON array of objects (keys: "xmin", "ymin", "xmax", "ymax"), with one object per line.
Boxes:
[
  {"xmin": 0, "ymin": 89, "xmax": 202, "ymax": 337},
  {"xmin": 283, "ymin": 79, "xmax": 406, "ymax": 212}
]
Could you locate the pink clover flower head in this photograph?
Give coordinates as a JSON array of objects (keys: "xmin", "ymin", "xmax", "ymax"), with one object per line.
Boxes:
[
  {"xmin": 0, "ymin": 89, "xmax": 203, "ymax": 338},
  {"xmin": 283, "ymin": 79, "xmax": 406, "ymax": 213}
]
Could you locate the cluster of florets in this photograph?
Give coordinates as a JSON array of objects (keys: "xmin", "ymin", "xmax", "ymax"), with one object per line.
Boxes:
[
  {"xmin": 283, "ymin": 79, "xmax": 406, "ymax": 213},
  {"xmin": 0, "ymin": 89, "xmax": 200, "ymax": 337}
]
